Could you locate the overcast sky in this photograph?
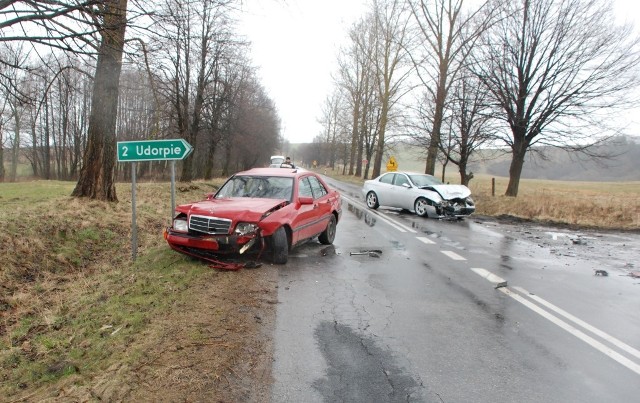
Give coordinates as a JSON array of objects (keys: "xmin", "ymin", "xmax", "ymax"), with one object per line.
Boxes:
[{"xmin": 237, "ymin": 0, "xmax": 640, "ymax": 145}]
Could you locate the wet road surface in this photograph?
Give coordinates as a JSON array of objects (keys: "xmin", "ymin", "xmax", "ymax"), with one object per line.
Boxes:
[{"xmin": 270, "ymin": 177, "xmax": 640, "ymax": 402}]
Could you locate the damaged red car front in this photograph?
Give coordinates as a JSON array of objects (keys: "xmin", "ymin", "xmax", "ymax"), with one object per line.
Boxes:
[{"xmin": 164, "ymin": 168, "xmax": 341, "ymax": 265}]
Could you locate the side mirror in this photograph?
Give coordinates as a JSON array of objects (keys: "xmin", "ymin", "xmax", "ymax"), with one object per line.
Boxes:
[
  {"xmin": 298, "ymin": 196, "xmax": 314, "ymax": 205},
  {"xmin": 402, "ymin": 183, "xmax": 411, "ymax": 189}
]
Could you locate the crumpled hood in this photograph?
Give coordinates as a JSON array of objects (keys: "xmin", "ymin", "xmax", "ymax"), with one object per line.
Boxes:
[
  {"xmin": 428, "ymin": 184, "xmax": 471, "ymax": 200},
  {"xmin": 179, "ymin": 198, "xmax": 286, "ymax": 222}
]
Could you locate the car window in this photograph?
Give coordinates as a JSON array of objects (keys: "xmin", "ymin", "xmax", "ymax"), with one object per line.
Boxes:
[
  {"xmin": 408, "ymin": 174, "xmax": 443, "ymax": 187},
  {"xmin": 379, "ymin": 173, "xmax": 395, "ymax": 184},
  {"xmin": 298, "ymin": 177, "xmax": 314, "ymax": 198},
  {"xmin": 308, "ymin": 176, "xmax": 328, "ymax": 199},
  {"xmin": 394, "ymin": 174, "xmax": 410, "ymax": 187},
  {"xmin": 216, "ymin": 175, "xmax": 293, "ymax": 201}
]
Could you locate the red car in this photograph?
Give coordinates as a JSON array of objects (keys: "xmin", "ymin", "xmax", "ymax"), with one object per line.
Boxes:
[{"xmin": 164, "ymin": 168, "xmax": 341, "ymax": 264}]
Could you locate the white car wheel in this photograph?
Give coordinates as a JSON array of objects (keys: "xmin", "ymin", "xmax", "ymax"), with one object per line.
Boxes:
[
  {"xmin": 366, "ymin": 191, "xmax": 379, "ymax": 209},
  {"xmin": 414, "ymin": 197, "xmax": 429, "ymax": 217}
]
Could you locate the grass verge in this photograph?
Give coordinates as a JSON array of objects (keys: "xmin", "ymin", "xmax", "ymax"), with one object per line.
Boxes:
[{"xmin": 0, "ymin": 180, "xmax": 228, "ymax": 399}]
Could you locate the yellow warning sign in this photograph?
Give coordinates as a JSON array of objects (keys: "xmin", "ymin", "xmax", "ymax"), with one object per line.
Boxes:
[{"xmin": 386, "ymin": 156, "xmax": 398, "ymax": 172}]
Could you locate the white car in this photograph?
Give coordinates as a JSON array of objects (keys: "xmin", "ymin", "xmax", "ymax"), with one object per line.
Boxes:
[
  {"xmin": 269, "ymin": 155, "xmax": 286, "ymax": 168},
  {"xmin": 362, "ymin": 172, "xmax": 475, "ymax": 218}
]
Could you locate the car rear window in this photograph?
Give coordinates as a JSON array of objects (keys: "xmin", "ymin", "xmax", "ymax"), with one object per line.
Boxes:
[{"xmin": 379, "ymin": 173, "xmax": 394, "ymax": 184}]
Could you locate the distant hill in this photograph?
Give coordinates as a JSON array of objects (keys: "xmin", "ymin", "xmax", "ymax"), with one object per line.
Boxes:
[
  {"xmin": 470, "ymin": 136, "xmax": 640, "ymax": 181},
  {"xmin": 385, "ymin": 136, "xmax": 640, "ymax": 182}
]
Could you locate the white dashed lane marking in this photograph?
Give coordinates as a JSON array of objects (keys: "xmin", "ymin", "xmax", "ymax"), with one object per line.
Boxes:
[
  {"xmin": 441, "ymin": 250, "xmax": 467, "ymax": 261},
  {"xmin": 416, "ymin": 236, "xmax": 436, "ymax": 245}
]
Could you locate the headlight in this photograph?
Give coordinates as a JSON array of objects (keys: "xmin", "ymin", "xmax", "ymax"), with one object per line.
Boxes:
[
  {"xmin": 234, "ymin": 222, "xmax": 258, "ymax": 236},
  {"xmin": 173, "ymin": 219, "xmax": 189, "ymax": 233},
  {"xmin": 466, "ymin": 196, "xmax": 475, "ymax": 205}
]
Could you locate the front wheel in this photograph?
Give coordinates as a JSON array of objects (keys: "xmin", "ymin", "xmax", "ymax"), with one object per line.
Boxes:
[
  {"xmin": 414, "ymin": 197, "xmax": 429, "ymax": 217},
  {"xmin": 366, "ymin": 191, "xmax": 379, "ymax": 209},
  {"xmin": 319, "ymin": 214, "xmax": 337, "ymax": 245},
  {"xmin": 270, "ymin": 226, "xmax": 289, "ymax": 264}
]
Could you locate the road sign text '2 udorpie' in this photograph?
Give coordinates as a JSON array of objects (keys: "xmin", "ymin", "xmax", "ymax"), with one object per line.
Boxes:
[
  {"xmin": 117, "ymin": 138, "xmax": 193, "ymax": 260},
  {"xmin": 117, "ymin": 139, "xmax": 193, "ymax": 162}
]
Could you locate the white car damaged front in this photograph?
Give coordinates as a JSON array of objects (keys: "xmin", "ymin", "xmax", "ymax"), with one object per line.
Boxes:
[
  {"xmin": 361, "ymin": 171, "xmax": 476, "ymax": 219},
  {"xmin": 419, "ymin": 184, "xmax": 475, "ymax": 218}
]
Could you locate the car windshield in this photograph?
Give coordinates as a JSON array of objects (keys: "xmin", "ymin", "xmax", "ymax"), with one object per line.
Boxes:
[
  {"xmin": 408, "ymin": 174, "xmax": 443, "ymax": 187},
  {"xmin": 270, "ymin": 156, "xmax": 285, "ymax": 165},
  {"xmin": 215, "ymin": 175, "xmax": 294, "ymax": 201}
]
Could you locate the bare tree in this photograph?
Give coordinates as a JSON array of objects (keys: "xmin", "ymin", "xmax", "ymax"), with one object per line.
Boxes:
[
  {"xmin": 150, "ymin": 0, "xmax": 238, "ymax": 182},
  {"xmin": 318, "ymin": 91, "xmax": 345, "ymax": 169},
  {"xmin": 0, "ymin": 1, "xmax": 103, "ymax": 53},
  {"xmin": 408, "ymin": 0, "xmax": 492, "ymax": 176},
  {"xmin": 370, "ymin": 0, "xmax": 412, "ymax": 179},
  {"xmin": 232, "ymin": 79, "xmax": 280, "ymax": 171},
  {"xmin": 336, "ymin": 17, "xmax": 373, "ymax": 176},
  {"xmin": 444, "ymin": 70, "xmax": 494, "ymax": 185},
  {"xmin": 473, "ymin": 0, "xmax": 640, "ymax": 196}
]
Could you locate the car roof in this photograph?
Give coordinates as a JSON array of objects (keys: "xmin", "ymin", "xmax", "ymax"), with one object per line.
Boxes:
[
  {"xmin": 234, "ymin": 167, "xmax": 306, "ymax": 178},
  {"xmin": 382, "ymin": 171, "xmax": 434, "ymax": 177}
]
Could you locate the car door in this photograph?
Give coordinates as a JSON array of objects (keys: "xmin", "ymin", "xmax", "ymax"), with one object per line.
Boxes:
[
  {"xmin": 306, "ymin": 175, "xmax": 333, "ymax": 236},
  {"xmin": 372, "ymin": 173, "xmax": 396, "ymax": 207},
  {"xmin": 390, "ymin": 173, "xmax": 414, "ymax": 209},
  {"xmin": 291, "ymin": 176, "xmax": 333, "ymax": 243}
]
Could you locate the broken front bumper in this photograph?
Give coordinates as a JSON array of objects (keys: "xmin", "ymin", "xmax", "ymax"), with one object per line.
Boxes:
[{"xmin": 164, "ymin": 228, "xmax": 263, "ymax": 258}]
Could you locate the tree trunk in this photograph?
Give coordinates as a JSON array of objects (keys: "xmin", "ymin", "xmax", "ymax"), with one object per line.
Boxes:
[
  {"xmin": 505, "ymin": 137, "xmax": 528, "ymax": 197},
  {"xmin": 425, "ymin": 72, "xmax": 448, "ymax": 175},
  {"xmin": 348, "ymin": 101, "xmax": 359, "ymax": 175},
  {"xmin": 72, "ymin": 0, "xmax": 128, "ymax": 201},
  {"xmin": 371, "ymin": 98, "xmax": 389, "ymax": 178},
  {"xmin": 203, "ymin": 139, "xmax": 217, "ymax": 180},
  {"xmin": 0, "ymin": 122, "xmax": 4, "ymax": 181},
  {"xmin": 10, "ymin": 111, "xmax": 20, "ymax": 182}
]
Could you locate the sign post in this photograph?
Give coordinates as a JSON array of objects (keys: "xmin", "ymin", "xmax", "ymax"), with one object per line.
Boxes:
[
  {"xmin": 131, "ymin": 161, "xmax": 137, "ymax": 260},
  {"xmin": 117, "ymin": 139, "xmax": 193, "ymax": 260}
]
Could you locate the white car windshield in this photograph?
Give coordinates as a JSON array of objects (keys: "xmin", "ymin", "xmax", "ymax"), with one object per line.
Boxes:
[
  {"xmin": 216, "ymin": 175, "xmax": 293, "ymax": 201},
  {"xmin": 408, "ymin": 174, "xmax": 443, "ymax": 187}
]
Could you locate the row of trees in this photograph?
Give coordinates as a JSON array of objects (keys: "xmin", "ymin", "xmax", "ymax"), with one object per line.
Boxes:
[
  {"xmin": 317, "ymin": 0, "xmax": 640, "ymax": 195},
  {"xmin": 0, "ymin": 0, "xmax": 281, "ymax": 201},
  {"xmin": 1, "ymin": 0, "xmax": 639, "ymax": 199}
]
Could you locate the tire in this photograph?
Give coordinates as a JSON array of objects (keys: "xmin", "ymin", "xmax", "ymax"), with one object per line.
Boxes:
[
  {"xmin": 319, "ymin": 214, "xmax": 337, "ymax": 245},
  {"xmin": 366, "ymin": 191, "xmax": 379, "ymax": 209},
  {"xmin": 271, "ymin": 226, "xmax": 289, "ymax": 264},
  {"xmin": 414, "ymin": 197, "xmax": 429, "ymax": 217}
]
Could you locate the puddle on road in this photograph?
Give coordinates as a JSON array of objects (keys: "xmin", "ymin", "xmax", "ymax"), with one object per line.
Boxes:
[
  {"xmin": 347, "ymin": 203, "xmax": 377, "ymax": 227},
  {"xmin": 390, "ymin": 240, "xmax": 406, "ymax": 251}
]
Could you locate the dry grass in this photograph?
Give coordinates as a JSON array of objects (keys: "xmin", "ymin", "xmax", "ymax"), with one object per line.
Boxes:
[
  {"xmin": 0, "ymin": 179, "xmax": 242, "ymax": 400},
  {"xmin": 318, "ymin": 168, "xmax": 640, "ymax": 230},
  {"xmin": 468, "ymin": 175, "xmax": 640, "ymax": 230}
]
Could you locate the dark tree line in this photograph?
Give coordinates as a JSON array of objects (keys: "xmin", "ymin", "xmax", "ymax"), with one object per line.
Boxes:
[
  {"xmin": 0, "ymin": 0, "xmax": 281, "ymax": 199},
  {"xmin": 1, "ymin": 0, "xmax": 639, "ymax": 198}
]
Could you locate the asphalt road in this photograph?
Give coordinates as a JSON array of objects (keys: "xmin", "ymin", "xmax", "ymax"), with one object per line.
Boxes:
[{"xmin": 270, "ymin": 177, "xmax": 640, "ymax": 402}]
